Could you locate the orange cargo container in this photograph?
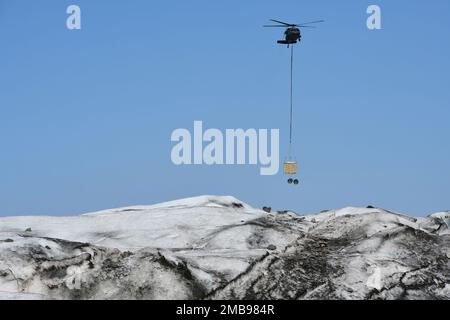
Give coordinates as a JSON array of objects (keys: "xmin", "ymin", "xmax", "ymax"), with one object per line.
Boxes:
[{"xmin": 283, "ymin": 161, "xmax": 297, "ymax": 175}]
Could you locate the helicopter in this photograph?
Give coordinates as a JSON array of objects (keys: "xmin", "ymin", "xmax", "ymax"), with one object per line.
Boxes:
[{"xmin": 263, "ymin": 19, "xmax": 324, "ymax": 47}]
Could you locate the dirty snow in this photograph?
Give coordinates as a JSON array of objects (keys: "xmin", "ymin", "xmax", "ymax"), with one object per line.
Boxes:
[{"xmin": 0, "ymin": 196, "xmax": 448, "ymax": 300}]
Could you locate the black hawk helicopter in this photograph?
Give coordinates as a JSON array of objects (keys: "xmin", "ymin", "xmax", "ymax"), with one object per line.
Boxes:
[{"xmin": 263, "ymin": 19, "xmax": 324, "ymax": 47}]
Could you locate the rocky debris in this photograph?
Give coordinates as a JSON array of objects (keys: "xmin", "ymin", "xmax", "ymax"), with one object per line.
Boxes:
[
  {"xmin": 210, "ymin": 225, "xmax": 449, "ymax": 300},
  {"xmin": 0, "ymin": 238, "xmax": 207, "ymax": 300},
  {"xmin": 262, "ymin": 207, "xmax": 272, "ymax": 213}
]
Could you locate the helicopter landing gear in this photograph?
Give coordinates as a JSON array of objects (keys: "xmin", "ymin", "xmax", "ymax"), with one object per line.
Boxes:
[{"xmin": 287, "ymin": 178, "xmax": 300, "ymax": 185}]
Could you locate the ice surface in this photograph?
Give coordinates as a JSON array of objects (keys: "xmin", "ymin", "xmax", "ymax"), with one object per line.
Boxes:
[
  {"xmin": 0, "ymin": 196, "xmax": 265, "ymax": 251},
  {"xmin": 0, "ymin": 196, "xmax": 448, "ymax": 300}
]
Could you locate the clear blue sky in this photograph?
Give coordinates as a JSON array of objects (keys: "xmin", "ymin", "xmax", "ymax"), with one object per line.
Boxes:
[{"xmin": 1, "ymin": 0, "xmax": 449, "ymax": 216}]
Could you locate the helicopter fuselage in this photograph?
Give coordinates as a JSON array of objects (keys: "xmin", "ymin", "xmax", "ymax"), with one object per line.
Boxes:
[{"xmin": 277, "ymin": 27, "xmax": 301, "ymax": 45}]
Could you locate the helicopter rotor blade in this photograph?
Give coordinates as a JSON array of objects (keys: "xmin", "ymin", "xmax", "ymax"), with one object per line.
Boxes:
[
  {"xmin": 297, "ymin": 20, "xmax": 325, "ymax": 26},
  {"xmin": 264, "ymin": 25, "xmax": 317, "ymax": 29},
  {"xmin": 269, "ymin": 19, "xmax": 294, "ymax": 26}
]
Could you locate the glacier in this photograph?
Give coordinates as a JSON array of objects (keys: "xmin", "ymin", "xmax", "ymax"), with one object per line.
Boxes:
[{"xmin": 0, "ymin": 195, "xmax": 448, "ymax": 300}]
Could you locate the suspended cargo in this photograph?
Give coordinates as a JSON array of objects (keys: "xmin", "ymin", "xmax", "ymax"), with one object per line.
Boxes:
[{"xmin": 283, "ymin": 161, "xmax": 297, "ymax": 175}]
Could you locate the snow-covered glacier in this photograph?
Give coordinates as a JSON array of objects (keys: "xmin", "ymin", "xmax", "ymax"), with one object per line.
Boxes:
[{"xmin": 0, "ymin": 196, "xmax": 448, "ymax": 300}]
